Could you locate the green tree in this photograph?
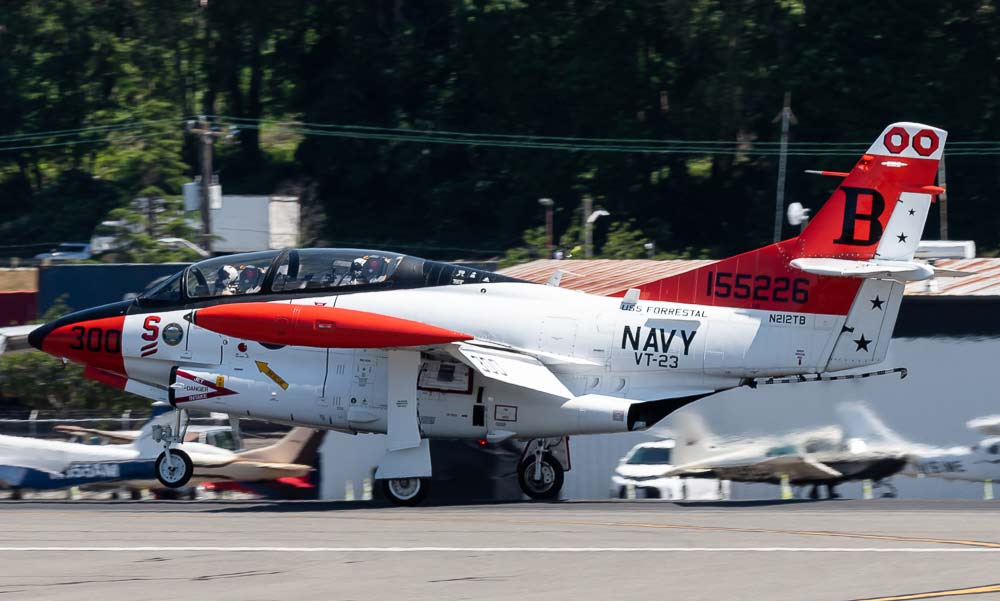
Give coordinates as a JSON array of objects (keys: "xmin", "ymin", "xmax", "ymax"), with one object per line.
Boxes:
[
  {"xmin": 97, "ymin": 196, "xmax": 204, "ymax": 263},
  {"xmin": 499, "ymin": 226, "xmax": 549, "ymax": 268},
  {"xmin": 598, "ymin": 221, "xmax": 653, "ymax": 260}
]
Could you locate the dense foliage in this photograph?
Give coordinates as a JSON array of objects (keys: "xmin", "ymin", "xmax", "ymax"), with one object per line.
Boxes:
[{"xmin": 2, "ymin": 0, "xmax": 1000, "ymax": 261}]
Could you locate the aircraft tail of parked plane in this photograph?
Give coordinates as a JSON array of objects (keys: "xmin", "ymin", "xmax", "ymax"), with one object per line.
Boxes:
[
  {"xmin": 670, "ymin": 412, "xmax": 724, "ymax": 467},
  {"xmin": 231, "ymin": 428, "xmax": 322, "ymax": 466},
  {"xmin": 836, "ymin": 401, "xmax": 910, "ymax": 450}
]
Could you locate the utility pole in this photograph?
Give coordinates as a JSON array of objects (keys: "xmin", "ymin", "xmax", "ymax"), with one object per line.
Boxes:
[
  {"xmin": 187, "ymin": 117, "xmax": 225, "ymax": 253},
  {"xmin": 938, "ymin": 156, "xmax": 949, "ymax": 240},
  {"xmin": 772, "ymin": 92, "xmax": 797, "ymax": 243},
  {"xmin": 539, "ymin": 198, "xmax": 554, "ymax": 257}
]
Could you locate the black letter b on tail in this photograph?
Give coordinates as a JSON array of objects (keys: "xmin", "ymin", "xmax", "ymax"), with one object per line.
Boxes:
[{"xmin": 833, "ymin": 186, "xmax": 886, "ymax": 246}]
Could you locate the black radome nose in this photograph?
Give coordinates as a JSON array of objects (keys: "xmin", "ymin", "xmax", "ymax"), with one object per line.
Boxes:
[{"xmin": 27, "ymin": 322, "xmax": 53, "ymax": 351}]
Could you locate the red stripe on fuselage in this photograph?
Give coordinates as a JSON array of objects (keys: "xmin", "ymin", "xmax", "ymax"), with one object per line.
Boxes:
[{"xmin": 193, "ymin": 303, "xmax": 473, "ymax": 349}]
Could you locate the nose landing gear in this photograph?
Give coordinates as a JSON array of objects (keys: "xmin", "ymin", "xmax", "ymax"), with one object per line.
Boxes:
[{"xmin": 152, "ymin": 409, "xmax": 194, "ymax": 488}]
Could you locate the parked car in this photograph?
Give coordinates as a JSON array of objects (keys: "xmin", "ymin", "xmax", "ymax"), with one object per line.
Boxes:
[
  {"xmin": 34, "ymin": 242, "xmax": 92, "ymax": 261},
  {"xmin": 610, "ymin": 440, "xmax": 730, "ymax": 500}
]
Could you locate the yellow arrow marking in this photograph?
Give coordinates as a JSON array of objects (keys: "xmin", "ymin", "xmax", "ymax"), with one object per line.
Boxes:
[
  {"xmin": 853, "ymin": 583, "xmax": 1000, "ymax": 601},
  {"xmin": 255, "ymin": 361, "xmax": 289, "ymax": 390}
]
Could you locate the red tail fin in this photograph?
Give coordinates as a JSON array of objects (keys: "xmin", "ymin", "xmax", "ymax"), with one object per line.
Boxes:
[{"xmin": 617, "ymin": 122, "xmax": 947, "ymax": 315}]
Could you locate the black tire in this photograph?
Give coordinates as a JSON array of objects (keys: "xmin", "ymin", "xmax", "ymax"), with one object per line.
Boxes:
[
  {"xmin": 518, "ymin": 454, "xmax": 564, "ymax": 500},
  {"xmin": 380, "ymin": 478, "xmax": 428, "ymax": 506},
  {"xmin": 155, "ymin": 449, "xmax": 194, "ymax": 489}
]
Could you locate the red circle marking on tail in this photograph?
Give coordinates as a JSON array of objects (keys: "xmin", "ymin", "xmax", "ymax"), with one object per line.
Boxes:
[
  {"xmin": 883, "ymin": 127, "xmax": 909, "ymax": 154},
  {"xmin": 912, "ymin": 129, "xmax": 939, "ymax": 157}
]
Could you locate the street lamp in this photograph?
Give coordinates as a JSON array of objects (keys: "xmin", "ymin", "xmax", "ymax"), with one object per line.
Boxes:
[
  {"xmin": 584, "ymin": 209, "xmax": 610, "ymax": 258},
  {"xmin": 644, "ymin": 242, "xmax": 656, "ymax": 259}
]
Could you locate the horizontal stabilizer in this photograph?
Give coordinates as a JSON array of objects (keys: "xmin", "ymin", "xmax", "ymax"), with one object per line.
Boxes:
[
  {"xmin": 967, "ymin": 415, "xmax": 1000, "ymax": 436},
  {"xmin": 790, "ymin": 258, "xmax": 936, "ymax": 281}
]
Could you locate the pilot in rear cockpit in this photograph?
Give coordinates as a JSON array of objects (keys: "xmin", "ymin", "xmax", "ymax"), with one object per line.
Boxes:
[{"xmin": 236, "ymin": 264, "xmax": 265, "ymax": 294}]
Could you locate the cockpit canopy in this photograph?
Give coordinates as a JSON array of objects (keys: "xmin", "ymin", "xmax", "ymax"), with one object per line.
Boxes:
[{"xmin": 140, "ymin": 248, "xmax": 518, "ymax": 305}]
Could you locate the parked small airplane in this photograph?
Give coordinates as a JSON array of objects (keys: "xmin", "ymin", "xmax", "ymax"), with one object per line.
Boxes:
[
  {"xmin": 29, "ymin": 122, "xmax": 954, "ymax": 504},
  {"xmin": 664, "ymin": 409, "xmax": 909, "ymax": 499},
  {"xmin": 0, "ymin": 405, "xmax": 317, "ymax": 499},
  {"xmin": 0, "ymin": 324, "xmax": 37, "ymax": 355},
  {"xmin": 845, "ymin": 408, "xmax": 1000, "ymax": 484}
]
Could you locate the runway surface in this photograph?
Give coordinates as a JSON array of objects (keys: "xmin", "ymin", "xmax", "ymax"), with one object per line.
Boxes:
[{"xmin": 1, "ymin": 500, "xmax": 999, "ymax": 601}]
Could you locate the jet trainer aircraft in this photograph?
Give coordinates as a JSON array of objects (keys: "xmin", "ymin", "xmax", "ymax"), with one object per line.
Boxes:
[{"xmin": 30, "ymin": 122, "xmax": 951, "ymax": 504}]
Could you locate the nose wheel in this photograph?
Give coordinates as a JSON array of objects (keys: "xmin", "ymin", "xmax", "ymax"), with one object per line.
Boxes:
[
  {"xmin": 155, "ymin": 448, "xmax": 193, "ymax": 488},
  {"xmin": 152, "ymin": 408, "xmax": 194, "ymax": 489}
]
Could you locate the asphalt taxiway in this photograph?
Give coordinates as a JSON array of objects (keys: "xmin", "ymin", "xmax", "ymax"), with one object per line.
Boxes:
[{"xmin": 0, "ymin": 500, "xmax": 998, "ymax": 601}]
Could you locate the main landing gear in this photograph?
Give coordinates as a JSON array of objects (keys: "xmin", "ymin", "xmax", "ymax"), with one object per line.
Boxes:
[
  {"xmin": 381, "ymin": 477, "xmax": 429, "ymax": 506},
  {"xmin": 152, "ymin": 409, "xmax": 194, "ymax": 489},
  {"xmin": 518, "ymin": 438, "xmax": 569, "ymax": 500}
]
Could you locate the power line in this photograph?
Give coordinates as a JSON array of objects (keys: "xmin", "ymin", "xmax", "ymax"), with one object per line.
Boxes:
[{"xmin": 3, "ymin": 116, "xmax": 1000, "ymax": 157}]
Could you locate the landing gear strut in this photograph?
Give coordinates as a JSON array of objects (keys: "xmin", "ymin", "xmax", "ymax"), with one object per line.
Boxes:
[
  {"xmin": 152, "ymin": 409, "xmax": 193, "ymax": 489},
  {"xmin": 518, "ymin": 438, "xmax": 567, "ymax": 500},
  {"xmin": 808, "ymin": 483, "xmax": 840, "ymax": 500}
]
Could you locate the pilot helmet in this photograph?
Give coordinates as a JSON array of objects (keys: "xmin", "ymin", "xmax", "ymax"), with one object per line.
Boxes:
[
  {"xmin": 237, "ymin": 264, "xmax": 262, "ymax": 290},
  {"xmin": 364, "ymin": 256, "xmax": 383, "ymax": 277},
  {"xmin": 216, "ymin": 264, "xmax": 239, "ymax": 285}
]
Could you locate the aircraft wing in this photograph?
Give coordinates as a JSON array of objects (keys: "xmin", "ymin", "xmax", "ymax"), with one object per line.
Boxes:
[
  {"xmin": 0, "ymin": 325, "xmax": 38, "ymax": 355},
  {"xmin": 451, "ymin": 343, "xmax": 573, "ymax": 398},
  {"xmin": 53, "ymin": 425, "xmax": 138, "ymax": 443},
  {"xmin": 190, "ymin": 302, "xmax": 600, "ymax": 399},
  {"xmin": 669, "ymin": 453, "xmax": 843, "ymax": 482}
]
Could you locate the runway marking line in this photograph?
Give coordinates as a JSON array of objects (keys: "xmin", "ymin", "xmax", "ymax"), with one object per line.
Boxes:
[
  {"xmin": 852, "ymin": 583, "xmax": 1000, "ymax": 600},
  {"xmin": 328, "ymin": 514, "xmax": 1000, "ymax": 549},
  {"xmin": 0, "ymin": 546, "xmax": 999, "ymax": 553},
  {"xmin": 499, "ymin": 518, "xmax": 1000, "ymax": 549}
]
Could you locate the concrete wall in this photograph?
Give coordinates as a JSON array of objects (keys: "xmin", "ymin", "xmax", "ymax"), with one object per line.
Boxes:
[
  {"xmin": 37, "ymin": 263, "xmax": 188, "ymax": 314},
  {"xmin": 213, "ymin": 196, "xmax": 271, "ymax": 253}
]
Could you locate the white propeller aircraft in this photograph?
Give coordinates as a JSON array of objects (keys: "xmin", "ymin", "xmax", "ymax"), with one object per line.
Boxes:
[
  {"xmin": 834, "ymin": 403, "xmax": 1000, "ymax": 488},
  {"xmin": 663, "ymin": 409, "xmax": 908, "ymax": 499},
  {"xmin": 29, "ymin": 122, "xmax": 952, "ymax": 504},
  {"xmin": 0, "ymin": 405, "xmax": 316, "ymax": 499}
]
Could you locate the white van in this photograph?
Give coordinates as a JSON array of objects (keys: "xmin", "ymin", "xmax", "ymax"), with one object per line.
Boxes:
[{"xmin": 611, "ymin": 440, "xmax": 730, "ymax": 500}]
